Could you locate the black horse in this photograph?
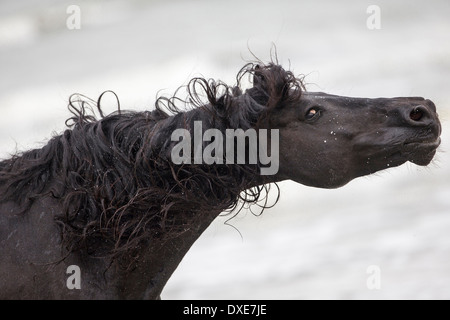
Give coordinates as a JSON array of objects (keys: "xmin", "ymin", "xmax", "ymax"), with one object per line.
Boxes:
[{"xmin": 0, "ymin": 62, "xmax": 441, "ymax": 299}]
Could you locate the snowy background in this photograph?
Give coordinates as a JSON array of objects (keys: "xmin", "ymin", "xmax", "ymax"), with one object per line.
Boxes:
[{"xmin": 1, "ymin": 0, "xmax": 449, "ymax": 299}]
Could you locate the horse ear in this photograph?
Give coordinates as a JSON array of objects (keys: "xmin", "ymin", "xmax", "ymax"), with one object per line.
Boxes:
[
  {"xmin": 245, "ymin": 64, "xmax": 270, "ymax": 106},
  {"xmin": 246, "ymin": 63, "xmax": 300, "ymax": 109},
  {"xmin": 252, "ymin": 64, "xmax": 266, "ymax": 89}
]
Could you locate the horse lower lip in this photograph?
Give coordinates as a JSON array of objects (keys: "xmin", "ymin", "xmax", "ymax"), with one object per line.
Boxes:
[
  {"xmin": 409, "ymin": 149, "xmax": 437, "ymax": 165},
  {"xmin": 403, "ymin": 137, "xmax": 441, "ymax": 149},
  {"xmin": 403, "ymin": 137, "xmax": 440, "ymax": 165}
]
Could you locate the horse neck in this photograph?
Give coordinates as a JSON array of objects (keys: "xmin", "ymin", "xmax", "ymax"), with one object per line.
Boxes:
[{"xmin": 112, "ymin": 208, "xmax": 222, "ymax": 299}]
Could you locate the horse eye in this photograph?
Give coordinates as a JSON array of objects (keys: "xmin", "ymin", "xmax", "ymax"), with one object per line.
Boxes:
[{"xmin": 305, "ymin": 107, "xmax": 321, "ymax": 121}]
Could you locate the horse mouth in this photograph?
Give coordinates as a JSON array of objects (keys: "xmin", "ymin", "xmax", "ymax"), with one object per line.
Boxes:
[
  {"xmin": 402, "ymin": 137, "xmax": 441, "ymax": 165},
  {"xmin": 356, "ymin": 134, "xmax": 441, "ymax": 168}
]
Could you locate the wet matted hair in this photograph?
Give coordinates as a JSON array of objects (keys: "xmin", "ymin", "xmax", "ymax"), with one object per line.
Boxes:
[{"xmin": 0, "ymin": 62, "xmax": 304, "ymax": 263}]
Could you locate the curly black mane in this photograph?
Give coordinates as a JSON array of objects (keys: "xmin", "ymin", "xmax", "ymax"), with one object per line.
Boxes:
[{"xmin": 0, "ymin": 62, "xmax": 304, "ymax": 262}]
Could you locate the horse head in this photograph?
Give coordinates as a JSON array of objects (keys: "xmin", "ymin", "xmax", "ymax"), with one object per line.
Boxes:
[{"xmin": 248, "ymin": 64, "xmax": 441, "ymax": 188}]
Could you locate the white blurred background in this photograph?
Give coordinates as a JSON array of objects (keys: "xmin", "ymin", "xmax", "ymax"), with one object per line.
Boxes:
[{"xmin": 1, "ymin": 0, "xmax": 449, "ymax": 299}]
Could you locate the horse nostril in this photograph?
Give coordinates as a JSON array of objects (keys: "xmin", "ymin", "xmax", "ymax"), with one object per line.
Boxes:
[{"xmin": 410, "ymin": 107, "xmax": 424, "ymax": 122}]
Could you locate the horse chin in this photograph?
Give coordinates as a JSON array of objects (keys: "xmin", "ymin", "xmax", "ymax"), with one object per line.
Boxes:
[
  {"xmin": 404, "ymin": 138, "xmax": 441, "ymax": 166},
  {"xmin": 408, "ymin": 149, "xmax": 438, "ymax": 166},
  {"xmin": 290, "ymin": 174, "xmax": 352, "ymax": 189}
]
